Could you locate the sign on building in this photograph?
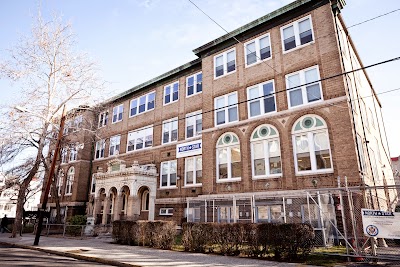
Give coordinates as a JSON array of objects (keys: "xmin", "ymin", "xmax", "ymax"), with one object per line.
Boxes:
[
  {"xmin": 176, "ymin": 140, "xmax": 202, "ymax": 158},
  {"xmin": 361, "ymin": 208, "xmax": 400, "ymax": 239}
]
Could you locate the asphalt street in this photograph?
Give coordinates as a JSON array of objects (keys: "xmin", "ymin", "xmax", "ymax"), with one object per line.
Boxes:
[{"xmin": 0, "ymin": 243, "xmax": 114, "ymax": 267}]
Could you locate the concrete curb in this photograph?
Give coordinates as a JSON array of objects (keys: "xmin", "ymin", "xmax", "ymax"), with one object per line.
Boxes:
[{"xmin": 0, "ymin": 241, "xmax": 142, "ymax": 267}]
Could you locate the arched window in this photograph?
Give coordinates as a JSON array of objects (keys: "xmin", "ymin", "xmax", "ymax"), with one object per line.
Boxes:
[
  {"xmin": 292, "ymin": 115, "xmax": 333, "ymax": 174},
  {"xmin": 251, "ymin": 124, "xmax": 282, "ymax": 178},
  {"xmin": 57, "ymin": 170, "xmax": 64, "ymax": 195},
  {"xmin": 65, "ymin": 167, "xmax": 74, "ymax": 195},
  {"xmin": 90, "ymin": 174, "xmax": 96, "ymax": 194},
  {"xmin": 141, "ymin": 190, "xmax": 149, "ymax": 211},
  {"xmin": 216, "ymin": 132, "xmax": 241, "ymax": 181}
]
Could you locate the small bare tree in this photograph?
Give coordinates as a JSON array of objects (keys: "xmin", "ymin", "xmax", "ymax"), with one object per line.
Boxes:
[{"xmin": 0, "ymin": 12, "xmax": 104, "ymax": 237}]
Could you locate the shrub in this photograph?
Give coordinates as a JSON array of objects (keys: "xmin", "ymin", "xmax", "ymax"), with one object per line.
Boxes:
[
  {"xmin": 66, "ymin": 215, "xmax": 87, "ymax": 236},
  {"xmin": 112, "ymin": 220, "xmax": 177, "ymax": 249},
  {"xmin": 181, "ymin": 222, "xmax": 315, "ymax": 260}
]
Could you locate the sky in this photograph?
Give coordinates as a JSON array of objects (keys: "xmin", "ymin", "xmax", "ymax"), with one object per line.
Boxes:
[{"xmin": 1, "ymin": 0, "xmax": 400, "ymax": 157}]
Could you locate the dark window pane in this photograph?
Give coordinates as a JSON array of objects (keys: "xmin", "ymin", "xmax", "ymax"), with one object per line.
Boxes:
[
  {"xmin": 247, "ymin": 52, "xmax": 257, "ymax": 65},
  {"xmin": 139, "ymin": 103, "xmax": 145, "ymax": 113},
  {"xmin": 197, "ymin": 82, "xmax": 202, "ymax": 93},
  {"xmin": 161, "ymin": 175, "xmax": 168, "ymax": 186},
  {"xmin": 254, "ymin": 159, "xmax": 265, "ymax": 176},
  {"xmin": 264, "ymin": 96, "xmax": 275, "ymax": 113},
  {"xmin": 219, "ymin": 163, "xmax": 228, "ymax": 179},
  {"xmin": 260, "ymin": 47, "xmax": 271, "ymax": 60},
  {"xmin": 170, "ymin": 173, "xmax": 177, "ymax": 186},
  {"xmin": 297, "ymin": 152, "xmax": 311, "ymax": 171},
  {"xmin": 187, "ymin": 125, "xmax": 194, "ymax": 138},
  {"xmin": 130, "ymin": 107, "xmax": 137, "ymax": 117},
  {"xmin": 113, "ymin": 114, "xmax": 117, "ymax": 122},
  {"xmin": 269, "ymin": 156, "xmax": 282, "ymax": 174},
  {"xmin": 196, "ymin": 119, "xmax": 202, "ymax": 135},
  {"xmin": 284, "ymin": 36, "xmax": 296, "ymax": 51},
  {"xmin": 163, "ymin": 132, "xmax": 169, "ymax": 143},
  {"xmin": 173, "ymin": 91, "xmax": 178, "ymax": 101},
  {"xmin": 216, "ymin": 65, "xmax": 224, "ymax": 77},
  {"xmin": 136, "ymin": 138, "xmax": 143, "ymax": 150},
  {"xmin": 128, "ymin": 140, "xmax": 135, "ymax": 151},
  {"xmin": 187, "ymin": 85, "xmax": 194, "ymax": 96},
  {"xmin": 216, "ymin": 111, "xmax": 225, "ymax": 125},
  {"xmin": 306, "ymin": 84, "xmax": 321, "ymax": 102},
  {"xmin": 227, "ymin": 60, "xmax": 235, "ymax": 73},
  {"xmin": 300, "ymin": 29, "xmax": 313, "ymax": 45},
  {"xmin": 145, "ymin": 135, "xmax": 152, "ymax": 147},
  {"xmin": 315, "ymin": 150, "xmax": 331, "ymax": 169},
  {"xmin": 147, "ymin": 100, "xmax": 154, "ymax": 110},
  {"xmin": 118, "ymin": 112, "xmax": 123, "ymax": 121},
  {"xmin": 164, "ymin": 95, "xmax": 170, "ymax": 104},
  {"xmin": 231, "ymin": 162, "xmax": 241, "ymax": 178},
  {"xmin": 171, "ymin": 129, "xmax": 178, "ymax": 141}
]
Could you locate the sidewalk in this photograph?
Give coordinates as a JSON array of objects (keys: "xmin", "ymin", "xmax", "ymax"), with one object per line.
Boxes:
[{"xmin": 0, "ymin": 232, "xmax": 317, "ymax": 267}]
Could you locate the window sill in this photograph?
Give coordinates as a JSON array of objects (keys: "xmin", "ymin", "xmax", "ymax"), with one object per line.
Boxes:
[
  {"xmin": 214, "ymin": 70, "xmax": 236, "ymax": 80},
  {"xmin": 245, "ymin": 57, "xmax": 272, "ymax": 69},
  {"xmin": 214, "ymin": 119, "xmax": 239, "ymax": 128},
  {"xmin": 158, "ymin": 186, "xmax": 178, "ymax": 190},
  {"xmin": 248, "ymin": 110, "xmax": 277, "ymax": 120},
  {"xmin": 163, "ymin": 100, "xmax": 179, "ymax": 107},
  {"xmin": 295, "ymin": 169, "xmax": 334, "ymax": 176},
  {"xmin": 183, "ymin": 184, "xmax": 202, "ymax": 188},
  {"xmin": 186, "ymin": 91, "xmax": 202, "ymax": 98},
  {"xmin": 111, "ymin": 120, "xmax": 123, "ymax": 124},
  {"xmin": 129, "ymin": 108, "xmax": 154, "ymax": 118},
  {"xmin": 216, "ymin": 177, "xmax": 241, "ymax": 183},
  {"xmin": 282, "ymin": 40, "xmax": 315, "ymax": 55},
  {"xmin": 288, "ymin": 98, "xmax": 323, "ymax": 110},
  {"xmin": 252, "ymin": 174, "xmax": 282, "ymax": 180}
]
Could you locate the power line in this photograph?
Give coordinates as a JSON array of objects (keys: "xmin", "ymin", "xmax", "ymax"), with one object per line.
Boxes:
[
  {"xmin": 97, "ymin": 56, "xmax": 400, "ymax": 140},
  {"xmin": 347, "ymin": 8, "xmax": 400, "ymax": 29}
]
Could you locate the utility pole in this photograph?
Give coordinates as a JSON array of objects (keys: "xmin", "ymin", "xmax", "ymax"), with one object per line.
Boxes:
[{"xmin": 34, "ymin": 106, "xmax": 66, "ymax": 246}]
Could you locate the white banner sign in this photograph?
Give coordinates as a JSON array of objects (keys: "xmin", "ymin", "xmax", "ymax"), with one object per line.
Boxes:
[
  {"xmin": 361, "ymin": 208, "xmax": 400, "ymax": 239},
  {"xmin": 176, "ymin": 139, "xmax": 202, "ymax": 158}
]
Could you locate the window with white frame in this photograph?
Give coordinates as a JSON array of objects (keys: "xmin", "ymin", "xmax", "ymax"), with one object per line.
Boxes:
[
  {"xmin": 127, "ymin": 126, "xmax": 153, "ymax": 151},
  {"xmin": 216, "ymin": 132, "xmax": 241, "ymax": 181},
  {"xmin": 130, "ymin": 91, "xmax": 155, "ymax": 117},
  {"xmin": 281, "ymin": 16, "xmax": 314, "ymax": 52},
  {"xmin": 186, "ymin": 72, "xmax": 202, "ymax": 97},
  {"xmin": 98, "ymin": 111, "xmax": 108, "ymax": 128},
  {"xmin": 69, "ymin": 147, "xmax": 77, "ymax": 162},
  {"xmin": 286, "ymin": 65, "xmax": 322, "ymax": 108},
  {"xmin": 109, "ymin": 135, "xmax": 120, "ymax": 156},
  {"xmin": 245, "ymin": 33, "xmax": 271, "ymax": 66},
  {"xmin": 160, "ymin": 160, "xmax": 177, "ymax": 188},
  {"xmin": 73, "ymin": 115, "xmax": 83, "ymax": 131},
  {"xmin": 61, "ymin": 148, "xmax": 68, "ymax": 164},
  {"xmin": 95, "ymin": 139, "xmax": 105, "ymax": 159},
  {"xmin": 247, "ymin": 80, "xmax": 276, "ymax": 117},
  {"xmin": 65, "ymin": 167, "xmax": 74, "ymax": 195},
  {"xmin": 215, "ymin": 92, "xmax": 238, "ymax": 126},
  {"xmin": 91, "ymin": 174, "xmax": 96, "ymax": 194},
  {"xmin": 185, "ymin": 111, "xmax": 202, "ymax": 139},
  {"xmin": 162, "ymin": 118, "xmax": 178, "ymax": 144},
  {"xmin": 214, "ymin": 49, "xmax": 236, "ymax": 78},
  {"xmin": 164, "ymin": 82, "xmax": 179, "ymax": 105},
  {"xmin": 251, "ymin": 125, "xmax": 282, "ymax": 178},
  {"xmin": 63, "ymin": 121, "xmax": 71, "ymax": 135},
  {"xmin": 292, "ymin": 115, "xmax": 333, "ymax": 174},
  {"xmin": 112, "ymin": 104, "xmax": 124, "ymax": 123},
  {"xmin": 159, "ymin": 207, "xmax": 173, "ymax": 215},
  {"xmin": 57, "ymin": 170, "xmax": 64, "ymax": 195},
  {"xmin": 185, "ymin": 156, "xmax": 202, "ymax": 186}
]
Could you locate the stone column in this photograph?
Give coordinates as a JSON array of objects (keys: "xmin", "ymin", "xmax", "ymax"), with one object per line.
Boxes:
[
  {"xmin": 102, "ymin": 194, "xmax": 110, "ymax": 225},
  {"xmin": 93, "ymin": 198, "xmax": 102, "ymax": 222},
  {"xmin": 148, "ymin": 195, "xmax": 156, "ymax": 221},
  {"xmin": 113, "ymin": 193, "xmax": 123, "ymax": 221},
  {"xmin": 127, "ymin": 195, "xmax": 140, "ymax": 221}
]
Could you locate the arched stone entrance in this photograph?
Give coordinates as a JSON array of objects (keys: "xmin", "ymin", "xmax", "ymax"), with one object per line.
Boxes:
[{"xmin": 91, "ymin": 159, "xmax": 157, "ymax": 225}]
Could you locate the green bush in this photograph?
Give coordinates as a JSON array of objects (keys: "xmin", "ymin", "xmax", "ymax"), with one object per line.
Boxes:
[
  {"xmin": 66, "ymin": 215, "xmax": 87, "ymax": 236},
  {"xmin": 112, "ymin": 220, "xmax": 177, "ymax": 249},
  {"xmin": 181, "ymin": 222, "xmax": 315, "ymax": 261}
]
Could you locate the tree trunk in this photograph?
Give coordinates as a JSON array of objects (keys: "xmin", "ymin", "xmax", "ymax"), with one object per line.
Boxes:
[{"xmin": 12, "ymin": 178, "xmax": 31, "ymax": 237}]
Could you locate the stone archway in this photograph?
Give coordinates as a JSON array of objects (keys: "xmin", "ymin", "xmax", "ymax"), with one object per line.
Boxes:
[{"xmin": 138, "ymin": 186, "xmax": 150, "ymax": 220}]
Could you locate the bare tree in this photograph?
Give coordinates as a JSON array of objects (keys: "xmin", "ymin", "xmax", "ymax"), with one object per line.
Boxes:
[{"xmin": 0, "ymin": 12, "xmax": 104, "ymax": 237}]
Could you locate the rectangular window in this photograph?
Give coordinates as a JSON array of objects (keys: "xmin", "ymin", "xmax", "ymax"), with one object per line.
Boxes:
[
  {"xmin": 95, "ymin": 139, "xmax": 105, "ymax": 159},
  {"xmin": 61, "ymin": 148, "xmax": 68, "ymax": 164},
  {"xmin": 130, "ymin": 91, "xmax": 155, "ymax": 117},
  {"xmin": 98, "ymin": 111, "xmax": 108, "ymax": 128},
  {"xmin": 109, "ymin": 135, "xmax": 121, "ymax": 156},
  {"xmin": 286, "ymin": 65, "xmax": 322, "ymax": 108},
  {"xmin": 127, "ymin": 126, "xmax": 153, "ymax": 152},
  {"xmin": 159, "ymin": 208, "xmax": 174, "ymax": 215},
  {"xmin": 63, "ymin": 121, "xmax": 71, "ymax": 135},
  {"xmin": 247, "ymin": 80, "xmax": 276, "ymax": 118},
  {"xmin": 245, "ymin": 33, "xmax": 271, "ymax": 66},
  {"xmin": 214, "ymin": 49, "xmax": 236, "ymax": 78},
  {"xmin": 185, "ymin": 156, "xmax": 202, "ymax": 186},
  {"xmin": 214, "ymin": 92, "xmax": 238, "ymax": 126},
  {"xmin": 91, "ymin": 175, "xmax": 96, "ymax": 194},
  {"xmin": 164, "ymin": 82, "xmax": 179, "ymax": 105},
  {"xmin": 162, "ymin": 118, "xmax": 178, "ymax": 144},
  {"xmin": 112, "ymin": 104, "xmax": 124, "ymax": 123},
  {"xmin": 69, "ymin": 147, "xmax": 77, "ymax": 162},
  {"xmin": 160, "ymin": 160, "xmax": 177, "ymax": 188},
  {"xmin": 281, "ymin": 16, "xmax": 314, "ymax": 52},
  {"xmin": 186, "ymin": 72, "xmax": 203, "ymax": 97},
  {"xmin": 185, "ymin": 111, "xmax": 202, "ymax": 139},
  {"xmin": 73, "ymin": 116, "xmax": 82, "ymax": 132}
]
